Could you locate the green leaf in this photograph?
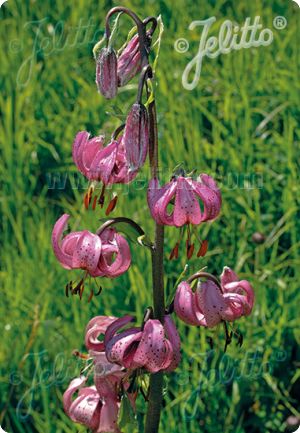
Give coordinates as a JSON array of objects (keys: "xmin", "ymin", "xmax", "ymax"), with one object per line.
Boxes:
[
  {"xmin": 117, "ymin": 394, "xmax": 138, "ymax": 431},
  {"xmin": 152, "ymin": 15, "xmax": 164, "ymax": 74},
  {"xmin": 98, "ymin": 218, "xmax": 153, "ymax": 248}
]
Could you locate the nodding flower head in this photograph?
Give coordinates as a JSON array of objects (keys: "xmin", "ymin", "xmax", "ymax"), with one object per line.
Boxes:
[
  {"xmin": 174, "ymin": 267, "xmax": 254, "ymax": 328},
  {"xmin": 63, "ymin": 376, "xmax": 120, "ymax": 433},
  {"xmin": 72, "ymin": 131, "xmax": 137, "ymax": 185},
  {"xmin": 103, "ymin": 315, "xmax": 181, "ymax": 373},
  {"xmin": 96, "ymin": 47, "xmax": 118, "ymax": 99},
  {"xmin": 51, "ymin": 214, "xmax": 131, "ymax": 288},
  {"xmin": 117, "ymin": 34, "xmax": 142, "ymax": 87},
  {"xmin": 148, "ymin": 173, "xmax": 221, "ymax": 227},
  {"xmin": 64, "ymin": 316, "xmax": 138, "ymax": 432},
  {"xmin": 148, "ymin": 172, "xmax": 221, "ymax": 259}
]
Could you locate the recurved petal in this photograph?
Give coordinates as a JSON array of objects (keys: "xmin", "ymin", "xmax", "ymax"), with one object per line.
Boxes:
[
  {"xmin": 97, "ymin": 397, "xmax": 121, "ymax": 433},
  {"xmin": 72, "ymin": 230, "xmax": 102, "ymax": 273},
  {"xmin": 82, "ymin": 135, "xmax": 105, "ymax": 171},
  {"xmin": 72, "ymin": 131, "xmax": 89, "ymax": 176},
  {"xmin": 52, "ymin": 214, "xmax": 73, "ymax": 269},
  {"xmin": 174, "ymin": 281, "xmax": 206, "ymax": 326},
  {"xmin": 173, "ymin": 177, "xmax": 201, "ymax": 226},
  {"xmin": 95, "ymin": 233, "xmax": 131, "ymax": 278},
  {"xmin": 224, "ymin": 280, "xmax": 254, "ymax": 315},
  {"xmin": 63, "ymin": 377, "xmax": 100, "ymax": 430},
  {"xmin": 147, "ymin": 178, "xmax": 162, "ymax": 222},
  {"xmin": 106, "ymin": 327, "xmax": 142, "ymax": 368},
  {"xmin": 155, "ymin": 181, "xmax": 178, "ymax": 225},
  {"xmin": 192, "ymin": 174, "xmax": 222, "ymax": 221},
  {"xmin": 220, "ymin": 266, "xmax": 239, "ymax": 287},
  {"xmin": 163, "ymin": 315, "xmax": 181, "ymax": 371},
  {"xmin": 85, "ymin": 316, "xmax": 117, "ymax": 352},
  {"xmin": 61, "ymin": 232, "xmax": 81, "ymax": 256},
  {"xmin": 133, "ymin": 319, "xmax": 167, "ymax": 373},
  {"xmin": 196, "ymin": 280, "xmax": 226, "ymax": 328},
  {"xmin": 89, "ymin": 140, "xmax": 118, "ymax": 183},
  {"xmin": 104, "ymin": 316, "xmax": 135, "ymax": 348}
]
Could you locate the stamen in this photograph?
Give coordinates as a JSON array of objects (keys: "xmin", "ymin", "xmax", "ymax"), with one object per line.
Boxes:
[
  {"xmin": 186, "ymin": 241, "xmax": 195, "ymax": 260},
  {"xmin": 105, "ymin": 194, "xmax": 118, "ymax": 215},
  {"xmin": 84, "ymin": 192, "xmax": 89, "ymax": 210},
  {"xmin": 98, "ymin": 184, "xmax": 106, "ymax": 208},
  {"xmin": 169, "ymin": 242, "xmax": 179, "ymax": 260},
  {"xmin": 72, "ymin": 350, "xmax": 89, "ymax": 360},
  {"xmin": 92, "ymin": 195, "xmax": 98, "ymax": 211},
  {"xmin": 79, "ymin": 282, "xmax": 85, "ymax": 300},
  {"xmin": 197, "ymin": 240, "xmax": 208, "ymax": 257},
  {"xmin": 88, "ymin": 289, "xmax": 94, "ymax": 303}
]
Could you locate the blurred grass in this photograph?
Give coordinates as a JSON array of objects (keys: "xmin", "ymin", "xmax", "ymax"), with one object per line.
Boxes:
[{"xmin": 0, "ymin": 0, "xmax": 300, "ymax": 432}]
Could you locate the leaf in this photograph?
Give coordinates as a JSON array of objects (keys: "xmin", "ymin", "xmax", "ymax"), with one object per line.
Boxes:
[
  {"xmin": 98, "ymin": 218, "xmax": 153, "ymax": 248},
  {"xmin": 108, "ymin": 12, "xmax": 123, "ymax": 49},
  {"xmin": 152, "ymin": 15, "xmax": 164, "ymax": 74},
  {"xmin": 117, "ymin": 394, "xmax": 138, "ymax": 431}
]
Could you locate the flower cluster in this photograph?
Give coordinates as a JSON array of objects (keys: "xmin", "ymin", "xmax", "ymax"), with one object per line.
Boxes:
[
  {"xmin": 64, "ymin": 317, "xmax": 136, "ymax": 433},
  {"xmin": 52, "ymin": 6, "xmax": 256, "ymax": 433}
]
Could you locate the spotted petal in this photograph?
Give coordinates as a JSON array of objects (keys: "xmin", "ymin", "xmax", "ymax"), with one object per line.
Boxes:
[
  {"xmin": 51, "ymin": 214, "xmax": 73, "ymax": 269},
  {"xmin": 72, "ymin": 230, "xmax": 102, "ymax": 273},
  {"xmin": 174, "ymin": 281, "xmax": 206, "ymax": 326},
  {"xmin": 85, "ymin": 316, "xmax": 117, "ymax": 352},
  {"xmin": 196, "ymin": 280, "xmax": 227, "ymax": 328}
]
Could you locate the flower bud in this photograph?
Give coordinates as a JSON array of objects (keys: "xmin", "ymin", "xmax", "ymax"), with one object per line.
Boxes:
[
  {"xmin": 96, "ymin": 47, "xmax": 118, "ymax": 99},
  {"xmin": 123, "ymin": 103, "xmax": 149, "ymax": 172},
  {"xmin": 117, "ymin": 35, "xmax": 142, "ymax": 87}
]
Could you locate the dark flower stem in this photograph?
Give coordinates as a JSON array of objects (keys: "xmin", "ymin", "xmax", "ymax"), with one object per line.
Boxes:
[
  {"xmin": 106, "ymin": 8, "xmax": 164, "ymax": 432},
  {"xmin": 145, "ymin": 69, "xmax": 165, "ymax": 433}
]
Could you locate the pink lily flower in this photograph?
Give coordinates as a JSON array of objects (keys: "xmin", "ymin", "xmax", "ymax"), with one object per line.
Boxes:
[
  {"xmin": 147, "ymin": 173, "xmax": 221, "ymax": 227},
  {"xmin": 63, "ymin": 373, "xmax": 122, "ymax": 433},
  {"xmin": 63, "ymin": 316, "xmax": 138, "ymax": 432},
  {"xmin": 51, "ymin": 214, "xmax": 131, "ymax": 278},
  {"xmin": 104, "ymin": 315, "xmax": 181, "ymax": 373},
  {"xmin": 174, "ymin": 267, "xmax": 254, "ymax": 328},
  {"xmin": 85, "ymin": 315, "xmax": 138, "ymax": 409},
  {"xmin": 72, "ymin": 131, "xmax": 137, "ymax": 185}
]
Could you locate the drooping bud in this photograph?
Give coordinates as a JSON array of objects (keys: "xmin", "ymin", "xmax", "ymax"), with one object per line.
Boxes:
[
  {"xmin": 123, "ymin": 103, "xmax": 149, "ymax": 172},
  {"xmin": 96, "ymin": 47, "xmax": 118, "ymax": 99},
  {"xmin": 117, "ymin": 34, "xmax": 142, "ymax": 87}
]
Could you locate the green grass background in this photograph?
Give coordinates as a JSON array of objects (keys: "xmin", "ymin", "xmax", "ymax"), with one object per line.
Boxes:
[{"xmin": 0, "ymin": 0, "xmax": 299, "ymax": 432}]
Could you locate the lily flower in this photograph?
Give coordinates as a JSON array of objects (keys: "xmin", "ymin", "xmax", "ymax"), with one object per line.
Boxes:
[
  {"xmin": 52, "ymin": 214, "xmax": 131, "ymax": 279},
  {"xmin": 72, "ymin": 131, "xmax": 137, "ymax": 185},
  {"xmin": 148, "ymin": 173, "xmax": 221, "ymax": 227},
  {"xmin": 64, "ymin": 315, "xmax": 138, "ymax": 432},
  {"xmin": 104, "ymin": 315, "xmax": 181, "ymax": 373},
  {"xmin": 174, "ymin": 267, "xmax": 254, "ymax": 328},
  {"xmin": 63, "ymin": 376, "xmax": 120, "ymax": 433}
]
